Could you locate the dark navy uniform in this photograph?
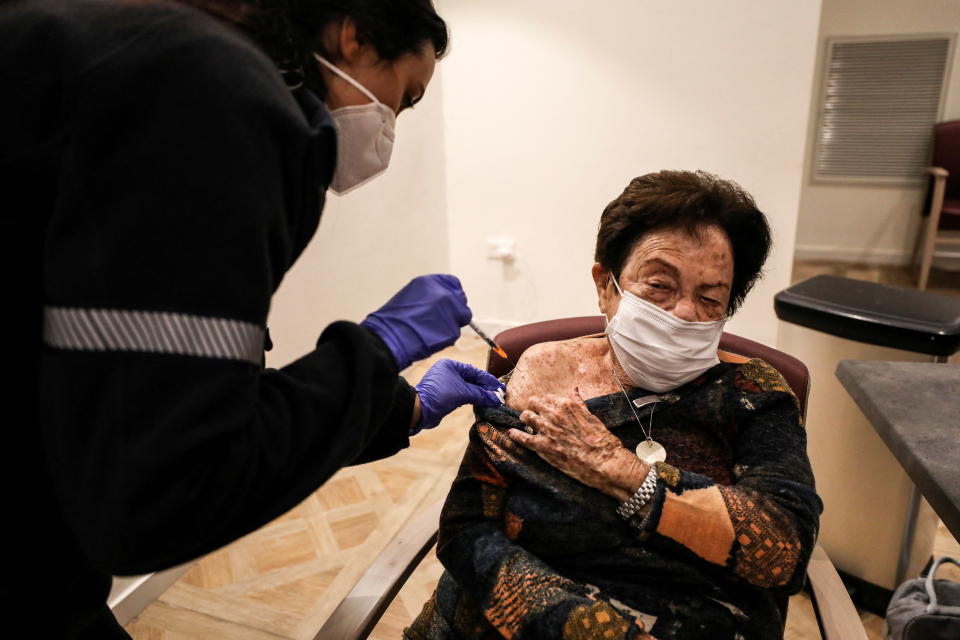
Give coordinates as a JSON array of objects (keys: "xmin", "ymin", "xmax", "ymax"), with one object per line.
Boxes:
[{"xmin": 0, "ymin": 1, "xmax": 415, "ymax": 636}]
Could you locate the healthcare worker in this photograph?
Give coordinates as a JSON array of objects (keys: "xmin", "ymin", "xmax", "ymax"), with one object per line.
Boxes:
[{"xmin": 0, "ymin": 0, "xmax": 504, "ymax": 637}]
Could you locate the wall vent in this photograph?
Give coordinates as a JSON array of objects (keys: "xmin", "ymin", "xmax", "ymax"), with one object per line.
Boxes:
[{"xmin": 813, "ymin": 36, "xmax": 953, "ymax": 184}]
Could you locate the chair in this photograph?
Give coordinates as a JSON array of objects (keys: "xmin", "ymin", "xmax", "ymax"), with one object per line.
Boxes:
[
  {"xmin": 913, "ymin": 119, "xmax": 960, "ymax": 290},
  {"xmin": 319, "ymin": 318, "xmax": 868, "ymax": 640}
]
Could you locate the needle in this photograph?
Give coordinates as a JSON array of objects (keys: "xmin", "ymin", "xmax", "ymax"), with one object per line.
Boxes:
[{"xmin": 468, "ymin": 321, "xmax": 509, "ymax": 361}]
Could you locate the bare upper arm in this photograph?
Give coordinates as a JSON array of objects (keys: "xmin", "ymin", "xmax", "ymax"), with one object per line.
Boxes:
[{"xmin": 504, "ymin": 341, "xmax": 571, "ymax": 411}]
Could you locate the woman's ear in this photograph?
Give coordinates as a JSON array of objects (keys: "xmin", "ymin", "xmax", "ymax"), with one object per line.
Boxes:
[
  {"xmin": 319, "ymin": 17, "xmax": 369, "ymax": 64},
  {"xmin": 337, "ymin": 18, "xmax": 362, "ymax": 62},
  {"xmin": 336, "ymin": 17, "xmax": 380, "ymax": 65},
  {"xmin": 592, "ymin": 263, "xmax": 616, "ymax": 318}
]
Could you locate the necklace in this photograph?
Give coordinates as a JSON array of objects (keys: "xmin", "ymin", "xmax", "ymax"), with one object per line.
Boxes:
[{"xmin": 611, "ymin": 368, "xmax": 667, "ymax": 464}]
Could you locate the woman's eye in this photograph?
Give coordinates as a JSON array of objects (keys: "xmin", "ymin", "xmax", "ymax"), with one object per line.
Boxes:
[
  {"xmin": 701, "ymin": 297, "xmax": 720, "ymax": 306},
  {"xmin": 401, "ymin": 94, "xmax": 415, "ymax": 111}
]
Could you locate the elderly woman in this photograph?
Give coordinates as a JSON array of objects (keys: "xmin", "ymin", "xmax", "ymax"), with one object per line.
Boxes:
[{"xmin": 406, "ymin": 171, "xmax": 822, "ymax": 640}]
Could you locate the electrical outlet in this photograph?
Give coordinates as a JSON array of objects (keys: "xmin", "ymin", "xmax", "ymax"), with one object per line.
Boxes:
[{"xmin": 486, "ymin": 237, "xmax": 516, "ymax": 261}]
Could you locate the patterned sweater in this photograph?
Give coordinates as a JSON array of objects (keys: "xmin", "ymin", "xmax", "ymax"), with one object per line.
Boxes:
[{"xmin": 405, "ymin": 359, "xmax": 822, "ymax": 640}]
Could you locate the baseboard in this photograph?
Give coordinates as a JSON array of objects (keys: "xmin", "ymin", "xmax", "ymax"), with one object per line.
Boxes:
[
  {"xmin": 794, "ymin": 243, "xmax": 960, "ymax": 266},
  {"xmin": 793, "ymin": 244, "xmax": 913, "ymax": 265},
  {"xmin": 108, "ymin": 563, "xmax": 194, "ymax": 626}
]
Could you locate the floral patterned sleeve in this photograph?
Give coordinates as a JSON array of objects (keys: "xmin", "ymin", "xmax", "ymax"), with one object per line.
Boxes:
[{"xmin": 631, "ymin": 360, "xmax": 823, "ymax": 594}]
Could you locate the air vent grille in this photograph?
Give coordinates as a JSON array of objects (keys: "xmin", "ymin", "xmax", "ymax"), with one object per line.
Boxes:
[{"xmin": 814, "ymin": 37, "xmax": 951, "ymax": 182}]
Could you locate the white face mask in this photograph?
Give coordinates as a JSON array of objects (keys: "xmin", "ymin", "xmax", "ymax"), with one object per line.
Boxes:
[
  {"xmin": 314, "ymin": 54, "xmax": 396, "ymax": 195},
  {"xmin": 605, "ymin": 277, "xmax": 725, "ymax": 392}
]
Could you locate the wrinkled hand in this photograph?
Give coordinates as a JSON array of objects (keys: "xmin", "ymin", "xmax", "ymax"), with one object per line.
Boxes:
[
  {"xmin": 361, "ymin": 274, "xmax": 472, "ymax": 371},
  {"xmin": 508, "ymin": 388, "xmax": 645, "ymax": 501},
  {"xmin": 414, "ymin": 359, "xmax": 505, "ymax": 435}
]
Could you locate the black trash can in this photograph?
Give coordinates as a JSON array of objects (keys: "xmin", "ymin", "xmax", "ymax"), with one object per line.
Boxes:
[{"xmin": 776, "ymin": 275, "xmax": 960, "ymax": 594}]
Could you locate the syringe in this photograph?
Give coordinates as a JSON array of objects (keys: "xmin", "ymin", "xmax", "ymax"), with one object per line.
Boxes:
[{"xmin": 468, "ymin": 321, "xmax": 510, "ymax": 362}]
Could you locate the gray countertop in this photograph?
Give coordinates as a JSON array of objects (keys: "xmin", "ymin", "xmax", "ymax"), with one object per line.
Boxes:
[{"xmin": 836, "ymin": 360, "xmax": 960, "ymax": 541}]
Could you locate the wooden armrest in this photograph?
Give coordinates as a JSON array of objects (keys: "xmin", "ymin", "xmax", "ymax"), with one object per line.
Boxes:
[
  {"xmin": 318, "ymin": 513, "xmax": 867, "ymax": 640},
  {"xmin": 807, "ymin": 544, "xmax": 869, "ymax": 640},
  {"xmin": 923, "ymin": 167, "xmax": 949, "ymax": 223},
  {"xmin": 315, "ymin": 499, "xmax": 444, "ymax": 640}
]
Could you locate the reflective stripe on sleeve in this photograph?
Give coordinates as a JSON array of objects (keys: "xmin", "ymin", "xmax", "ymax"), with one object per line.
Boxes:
[{"xmin": 43, "ymin": 307, "xmax": 264, "ymax": 365}]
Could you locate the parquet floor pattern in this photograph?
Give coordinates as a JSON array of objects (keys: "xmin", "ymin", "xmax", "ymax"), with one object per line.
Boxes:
[
  {"xmin": 125, "ymin": 337, "xmax": 487, "ymax": 640},
  {"xmin": 127, "ymin": 260, "xmax": 960, "ymax": 639}
]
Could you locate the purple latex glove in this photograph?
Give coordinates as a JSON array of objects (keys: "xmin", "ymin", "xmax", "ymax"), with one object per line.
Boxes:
[
  {"xmin": 361, "ymin": 274, "xmax": 471, "ymax": 371},
  {"xmin": 413, "ymin": 359, "xmax": 506, "ymax": 434}
]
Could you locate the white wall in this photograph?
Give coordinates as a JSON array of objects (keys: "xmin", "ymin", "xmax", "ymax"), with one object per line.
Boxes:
[
  {"xmin": 795, "ymin": 0, "xmax": 960, "ymax": 265},
  {"xmin": 437, "ymin": 0, "xmax": 822, "ymax": 347},
  {"xmin": 264, "ymin": 1, "xmax": 826, "ymax": 360},
  {"xmin": 265, "ymin": 75, "xmax": 450, "ymax": 368}
]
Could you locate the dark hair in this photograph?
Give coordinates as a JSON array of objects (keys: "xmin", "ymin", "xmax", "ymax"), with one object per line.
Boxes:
[
  {"xmin": 293, "ymin": 0, "xmax": 448, "ymax": 95},
  {"xmin": 292, "ymin": 0, "xmax": 448, "ymax": 60},
  {"xmin": 594, "ymin": 170, "xmax": 772, "ymax": 316},
  {"xmin": 176, "ymin": 0, "xmax": 448, "ymax": 94}
]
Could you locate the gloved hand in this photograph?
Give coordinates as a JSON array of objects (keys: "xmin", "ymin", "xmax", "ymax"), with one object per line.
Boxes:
[
  {"xmin": 413, "ymin": 359, "xmax": 505, "ymax": 434},
  {"xmin": 361, "ymin": 274, "xmax": 472, "ymax": 371}
]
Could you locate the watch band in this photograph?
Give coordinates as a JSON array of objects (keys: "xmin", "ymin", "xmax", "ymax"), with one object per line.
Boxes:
[{"xmin": 616, "ymin": 465, "xmax": 659, "ymax": 520}]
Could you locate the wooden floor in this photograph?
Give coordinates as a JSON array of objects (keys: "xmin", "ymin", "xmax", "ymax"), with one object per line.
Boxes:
[
  {"xmin": 125, "ymin": 260, "xmax": 960, "ymax": 639},
  {"xmin": 125, "ymin": 339, "xmax": 485, "ymax": 640}
]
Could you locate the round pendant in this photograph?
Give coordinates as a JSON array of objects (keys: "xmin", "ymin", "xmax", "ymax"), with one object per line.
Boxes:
[{"xmin": 635, "ymin": 440, "xmax": 667, "ymax": 464}]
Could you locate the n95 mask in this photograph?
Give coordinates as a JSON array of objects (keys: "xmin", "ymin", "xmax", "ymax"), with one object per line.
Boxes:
[
  {"xmin": 314, "ymin": 54, "xmax": 396, "ymax": 195},
  {"xmin": 606, "ymin": 277, "xmax": 725, "ymax": 392}
]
